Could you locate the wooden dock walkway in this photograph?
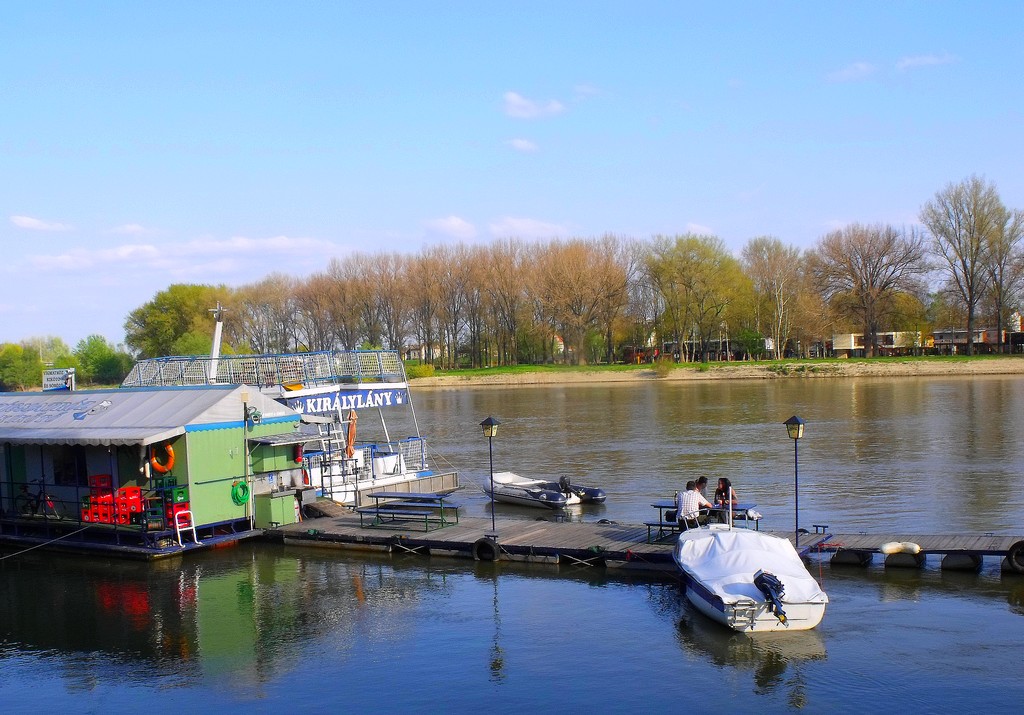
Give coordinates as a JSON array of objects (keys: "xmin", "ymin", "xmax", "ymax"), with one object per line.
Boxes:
[
  {"xmin": 813, "ymin": 532, "xmax": 1024, "ymax": 572},
  {"xmin": 269, "ymin": 508, "xmax": 826, "ymax": 573},
  {"xmin": 269, "ymin": 503, "xmax": 1024, "ymax": 575}
]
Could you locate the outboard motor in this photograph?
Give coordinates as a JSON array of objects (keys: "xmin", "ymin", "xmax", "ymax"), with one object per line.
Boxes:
[
  {"xmin": 559, "ymin": 476, "xmax": 572, "ymax": 495},
  {"xmin": 753, "ymin": 569, "xmax": 788, "ymax": 625}
]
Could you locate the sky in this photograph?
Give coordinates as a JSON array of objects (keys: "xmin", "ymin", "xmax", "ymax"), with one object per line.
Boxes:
[{"xmin": 2, "ymin": 1, "xmax": 1023, "ymax": 347}]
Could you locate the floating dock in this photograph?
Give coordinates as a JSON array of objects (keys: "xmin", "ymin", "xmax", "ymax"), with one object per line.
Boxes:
[
  {"xmin": 270, "ymin": 504, "xmax": 811, "ymax": 572},
  {"xmin": 813, "ymin": 531, "xmax": 1024, "ymax": 572},
  {"xmin": 269, "ymin": 505, "xmax": 1024, "ymax": 575}
]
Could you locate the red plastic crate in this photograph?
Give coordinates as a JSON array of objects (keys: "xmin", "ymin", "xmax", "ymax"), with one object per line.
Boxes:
[
  {"xmin": 88, "ymin": 474, "xmax": 112, "ymax": 489},
  {"xmin": 117, "ymin": 486, "xmax": 142, "ymax": 500},
  {"xmin": 91, "ymin": 491, "xmax": 114, "ymax": 504},
  {"xmin": 165, "ymin": 502, "xmax": 189, "ymax": 519},
  {"xmin": 116, "ymin": 497, "xmax": 143, "ymax": 514},
  {"xmin": 81, "ymin": 508, "xmax": 92, "ymax": 522}
]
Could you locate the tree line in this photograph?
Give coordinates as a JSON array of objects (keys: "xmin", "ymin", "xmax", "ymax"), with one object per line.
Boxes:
[{"xmin": 2, "ymin": 175, "xmax": 1021, "ymax": 389}]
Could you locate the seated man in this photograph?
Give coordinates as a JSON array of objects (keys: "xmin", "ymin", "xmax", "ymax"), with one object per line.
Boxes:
[{"xmin": 678, "ymin": 480, "xmax": 712, "ymax": 529}]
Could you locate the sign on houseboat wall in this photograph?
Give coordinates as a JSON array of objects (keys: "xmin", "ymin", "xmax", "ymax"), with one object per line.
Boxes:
[
  {"xmin": 284, "ymin": 387, "xmax": 408, "ymax": 416},
  {"xmin": 43, "ymin": 368, "xmax": 75, "ymax": 391}
]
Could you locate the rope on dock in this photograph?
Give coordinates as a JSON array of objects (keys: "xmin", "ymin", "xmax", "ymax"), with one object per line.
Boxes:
[{"xmin": 0, "ymin": 524, "xmax": 94, "ymax": 561}]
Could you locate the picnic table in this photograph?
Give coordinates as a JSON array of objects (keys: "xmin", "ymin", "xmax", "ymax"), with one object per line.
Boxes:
[
  {"xmin": 646, "ymin": 500, "xmax": 761, "ymax": 543},
  {"xmin": 356, "ymin": 491, "xmax": 462, "ymax": 531}
]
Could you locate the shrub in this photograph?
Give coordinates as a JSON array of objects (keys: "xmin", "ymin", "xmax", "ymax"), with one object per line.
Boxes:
[{"xmin": 406, "ymin": 363, "xmax": 436, "ymax": 379}]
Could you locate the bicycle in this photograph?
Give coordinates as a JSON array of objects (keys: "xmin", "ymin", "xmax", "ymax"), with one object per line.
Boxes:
[{"xmin": 14, "ymin": 479, "xmax": 65, "ymax": 519}]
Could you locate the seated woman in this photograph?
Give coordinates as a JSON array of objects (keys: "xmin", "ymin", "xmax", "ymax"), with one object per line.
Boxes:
[{"xmin": 713, "ymin": 477, "xmax": 738, "ymax": 523}]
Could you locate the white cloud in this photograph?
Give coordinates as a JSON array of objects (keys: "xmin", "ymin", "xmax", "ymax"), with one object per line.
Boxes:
[
  {"xmin": 503, "ymin": 91, "xmax": 565, "ymax": 119},
  {"xmin": 110, "ymin": 223, "xmax": 151, "ymax": 235},
  {"xmin": 686, "ymin": 223, "xmax": 715, "ymax": 236},
  {"xmin": 826, "ymin": 62, "xmax": 877, "ymax": 83},
  {"xmin": 10, "ymin": 215, "xmax": 72, "ymax": 231},
  {"xmin": 26, "ymin": 234, "xmax": 337, "ymax": 276},
  {"xmin": 507, "ymin": 138, "xmax": 538, "ymax": 153},
  {"xmin": 488, "ymin": 216, "xmax": 570, "ymax": 240},
  {"xmin": 896, "ymin": 53, "xmax": 957, "ymax": 71},
  {"xmin": 423, "ymin": 216, "xmax": 478, "ymax": 240}
]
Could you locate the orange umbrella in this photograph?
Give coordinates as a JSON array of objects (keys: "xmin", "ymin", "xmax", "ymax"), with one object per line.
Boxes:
[{"xmin": 345, "ymin": 409, "xmax": 358, "ymax": 458}]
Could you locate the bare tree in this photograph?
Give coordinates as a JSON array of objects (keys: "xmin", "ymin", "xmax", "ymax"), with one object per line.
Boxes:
[
  {"xmin": 985, "ymin": 208, "xmax": 1024, "ymax": 352},
  {"xmin": 485, "ymin": 238, "xmax": 529, "ymax": 365},
  {"xmin": 809, "ymin": 224, "xmax": 927, "ymax": 357},
  {"xmin": 408, "ymin": 250, "xmax": 442, "ymax": 365},
  {"xmin": 593, "ymin": 235, "xmax": 637, "ymax": 364},
  {"xmin": 322, "ymin": 257, "xmax": 366, "ymax": 350},
  {"xmin": 370, "ymin": 252, "xmax": 414, "ymax": 351},
  {"xmin": 920, "ymin": 176, "xmax": 1005, "ymax": 355},
  {"xmin": 742, "ymin": 236, "xmax": 803, "ymax": 359},
  {"xmin": 235, "ymin": 273, "xmax": 299, "ymax": 353},
  {"xmin": 535, "ymin": 239, "xmax": 620, "ymax": 365},
  {"xmin": 293, "ymin": 274, "xmax": 338, "ymax": 351}
]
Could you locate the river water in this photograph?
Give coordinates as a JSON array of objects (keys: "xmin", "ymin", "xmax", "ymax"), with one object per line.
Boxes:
[{"xmin": 2, "ymin": 376, "xmax": 1023, "ymax": 712}]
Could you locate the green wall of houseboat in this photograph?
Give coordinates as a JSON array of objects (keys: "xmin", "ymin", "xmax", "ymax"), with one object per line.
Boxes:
[{"xmin": 180, "ymin": 420, "xmax": 299, "ymax": 526}]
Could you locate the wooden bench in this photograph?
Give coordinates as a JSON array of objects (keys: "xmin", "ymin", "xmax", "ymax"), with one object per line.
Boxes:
[
  {"xmin": 356, "ymin": 506, "xmax": 436, "ymax": 531},
  {"xmin": 381, "ymin": 500, "xmax": 463, "ymax": 524},
  {"xmin": 645, "ymin": 519, "xmax": 682, "ymax": 543}
]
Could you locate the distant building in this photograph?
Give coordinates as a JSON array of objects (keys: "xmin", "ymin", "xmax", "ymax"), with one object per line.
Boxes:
[
  {"xmin": 932, "ymin": 328, "xmax": 1005, "ymax": 354},
  {"xmin": 831, "ymin": 331, "xmax": 923, "ymax": 358}
]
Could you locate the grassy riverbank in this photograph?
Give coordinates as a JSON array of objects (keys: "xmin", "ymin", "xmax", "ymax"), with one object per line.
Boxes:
[{"xmin": 410, "ymin": 354, "xmax": 1024, "ymax": 387}]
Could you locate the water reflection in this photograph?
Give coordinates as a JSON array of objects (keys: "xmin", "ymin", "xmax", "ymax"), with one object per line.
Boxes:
[
  {"xmin": 0, "ymin": 544, "xmax": 457, "ymax": 696},
  {"xmin": 676, "ymin": 607, "xmax": 826, "ymax": 705}
]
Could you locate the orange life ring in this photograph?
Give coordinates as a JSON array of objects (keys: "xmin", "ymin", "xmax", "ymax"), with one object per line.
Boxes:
[
  {"xmin": 151, "ymin": 443, "xmax": 175, "ymax": 473},
  {"xmin": 345, "ymin": 409, "xmax": 358, "ymax": 459}
]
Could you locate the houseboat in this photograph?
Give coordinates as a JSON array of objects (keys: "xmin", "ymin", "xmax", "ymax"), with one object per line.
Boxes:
[
  {"xmin": 120, "ymin": 348, "xmax": 458, "ymax": 507},
  {"xmin": 0, "ymin": 384, "xmax": 305, "ymax": 557}
]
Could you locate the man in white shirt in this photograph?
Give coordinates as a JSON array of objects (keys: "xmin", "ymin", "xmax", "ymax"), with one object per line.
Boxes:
[{"xmin": 678, "ymin": 480, "xmax": 712, "ymax": 528}]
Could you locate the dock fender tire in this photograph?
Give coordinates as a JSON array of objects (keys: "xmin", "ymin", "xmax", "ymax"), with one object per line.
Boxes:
[
  {"xmin": 473, "ymin": 537, "xmax": 499, "ymax": 562},
  {"xmin": 1007, "ymin": 540, "xmax": 1024, "ymax": 573}
]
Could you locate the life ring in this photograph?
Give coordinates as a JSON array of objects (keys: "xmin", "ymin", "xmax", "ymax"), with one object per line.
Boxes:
[
  {"xmin": 473, "ymin": 537, "xmax": 499, "ymax": 562},
  {"xmin": 1007, "ymin": 540, "xmax": 1024, "ymax": 573},
  {"xmin": 231, "ymin": 480, "xmax": 250, "ymax": 506},
  {"xmin": 150, "ymin": 443, "xmax": 175, "ymax": 473}
]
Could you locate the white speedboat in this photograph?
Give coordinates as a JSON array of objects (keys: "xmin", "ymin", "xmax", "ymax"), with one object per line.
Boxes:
[
  {"xmin": 483, "ymin": 472, "xmax": 606, "ymax": 509},
  {"xmin": 672, "ymin": 524, "xmax": 828, "ymax": 632}
]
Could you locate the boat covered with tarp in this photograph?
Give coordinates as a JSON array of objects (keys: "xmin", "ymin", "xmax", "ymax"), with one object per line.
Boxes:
[{"xmin": 672, "ymin": 525, "xmax": 828, "ymax": 632}]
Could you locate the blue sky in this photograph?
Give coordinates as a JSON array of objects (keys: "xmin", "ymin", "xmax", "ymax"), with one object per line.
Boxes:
[{"xmin": 2, "ymin": 2, "xmax": 1022, "ymax": 347}]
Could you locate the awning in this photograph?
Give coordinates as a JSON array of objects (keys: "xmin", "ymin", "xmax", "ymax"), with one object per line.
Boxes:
[
  {"xmin": 0, "ymin": 426, "xmax": 185, "ymax": 447},
  {"xmin": 0, "ymin": 384, "xmax": 298, "ymax": 447}
]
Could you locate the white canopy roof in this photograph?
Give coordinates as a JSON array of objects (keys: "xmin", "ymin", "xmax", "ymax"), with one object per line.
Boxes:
[{"xmin": 0, "ymin": 385, "xmax": 296, "ymax": 447}]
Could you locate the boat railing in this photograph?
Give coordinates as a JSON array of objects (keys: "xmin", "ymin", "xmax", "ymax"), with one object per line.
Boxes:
[
  {"xmin": 121, "ymin": 349, "xmax": 407, "ymax": 389},
  {"xmin": 306, "ymin": 437, "xmax": 428, "ymax": 484}
]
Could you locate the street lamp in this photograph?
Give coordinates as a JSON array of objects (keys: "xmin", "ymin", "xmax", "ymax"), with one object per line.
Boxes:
[
  {"xmin": 784, "ymin": 415, "xmax": 805, "ymax": 547},
  {"xmin": 480, "ymin": 416, "xmax": 500, "ymax": 535}
]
